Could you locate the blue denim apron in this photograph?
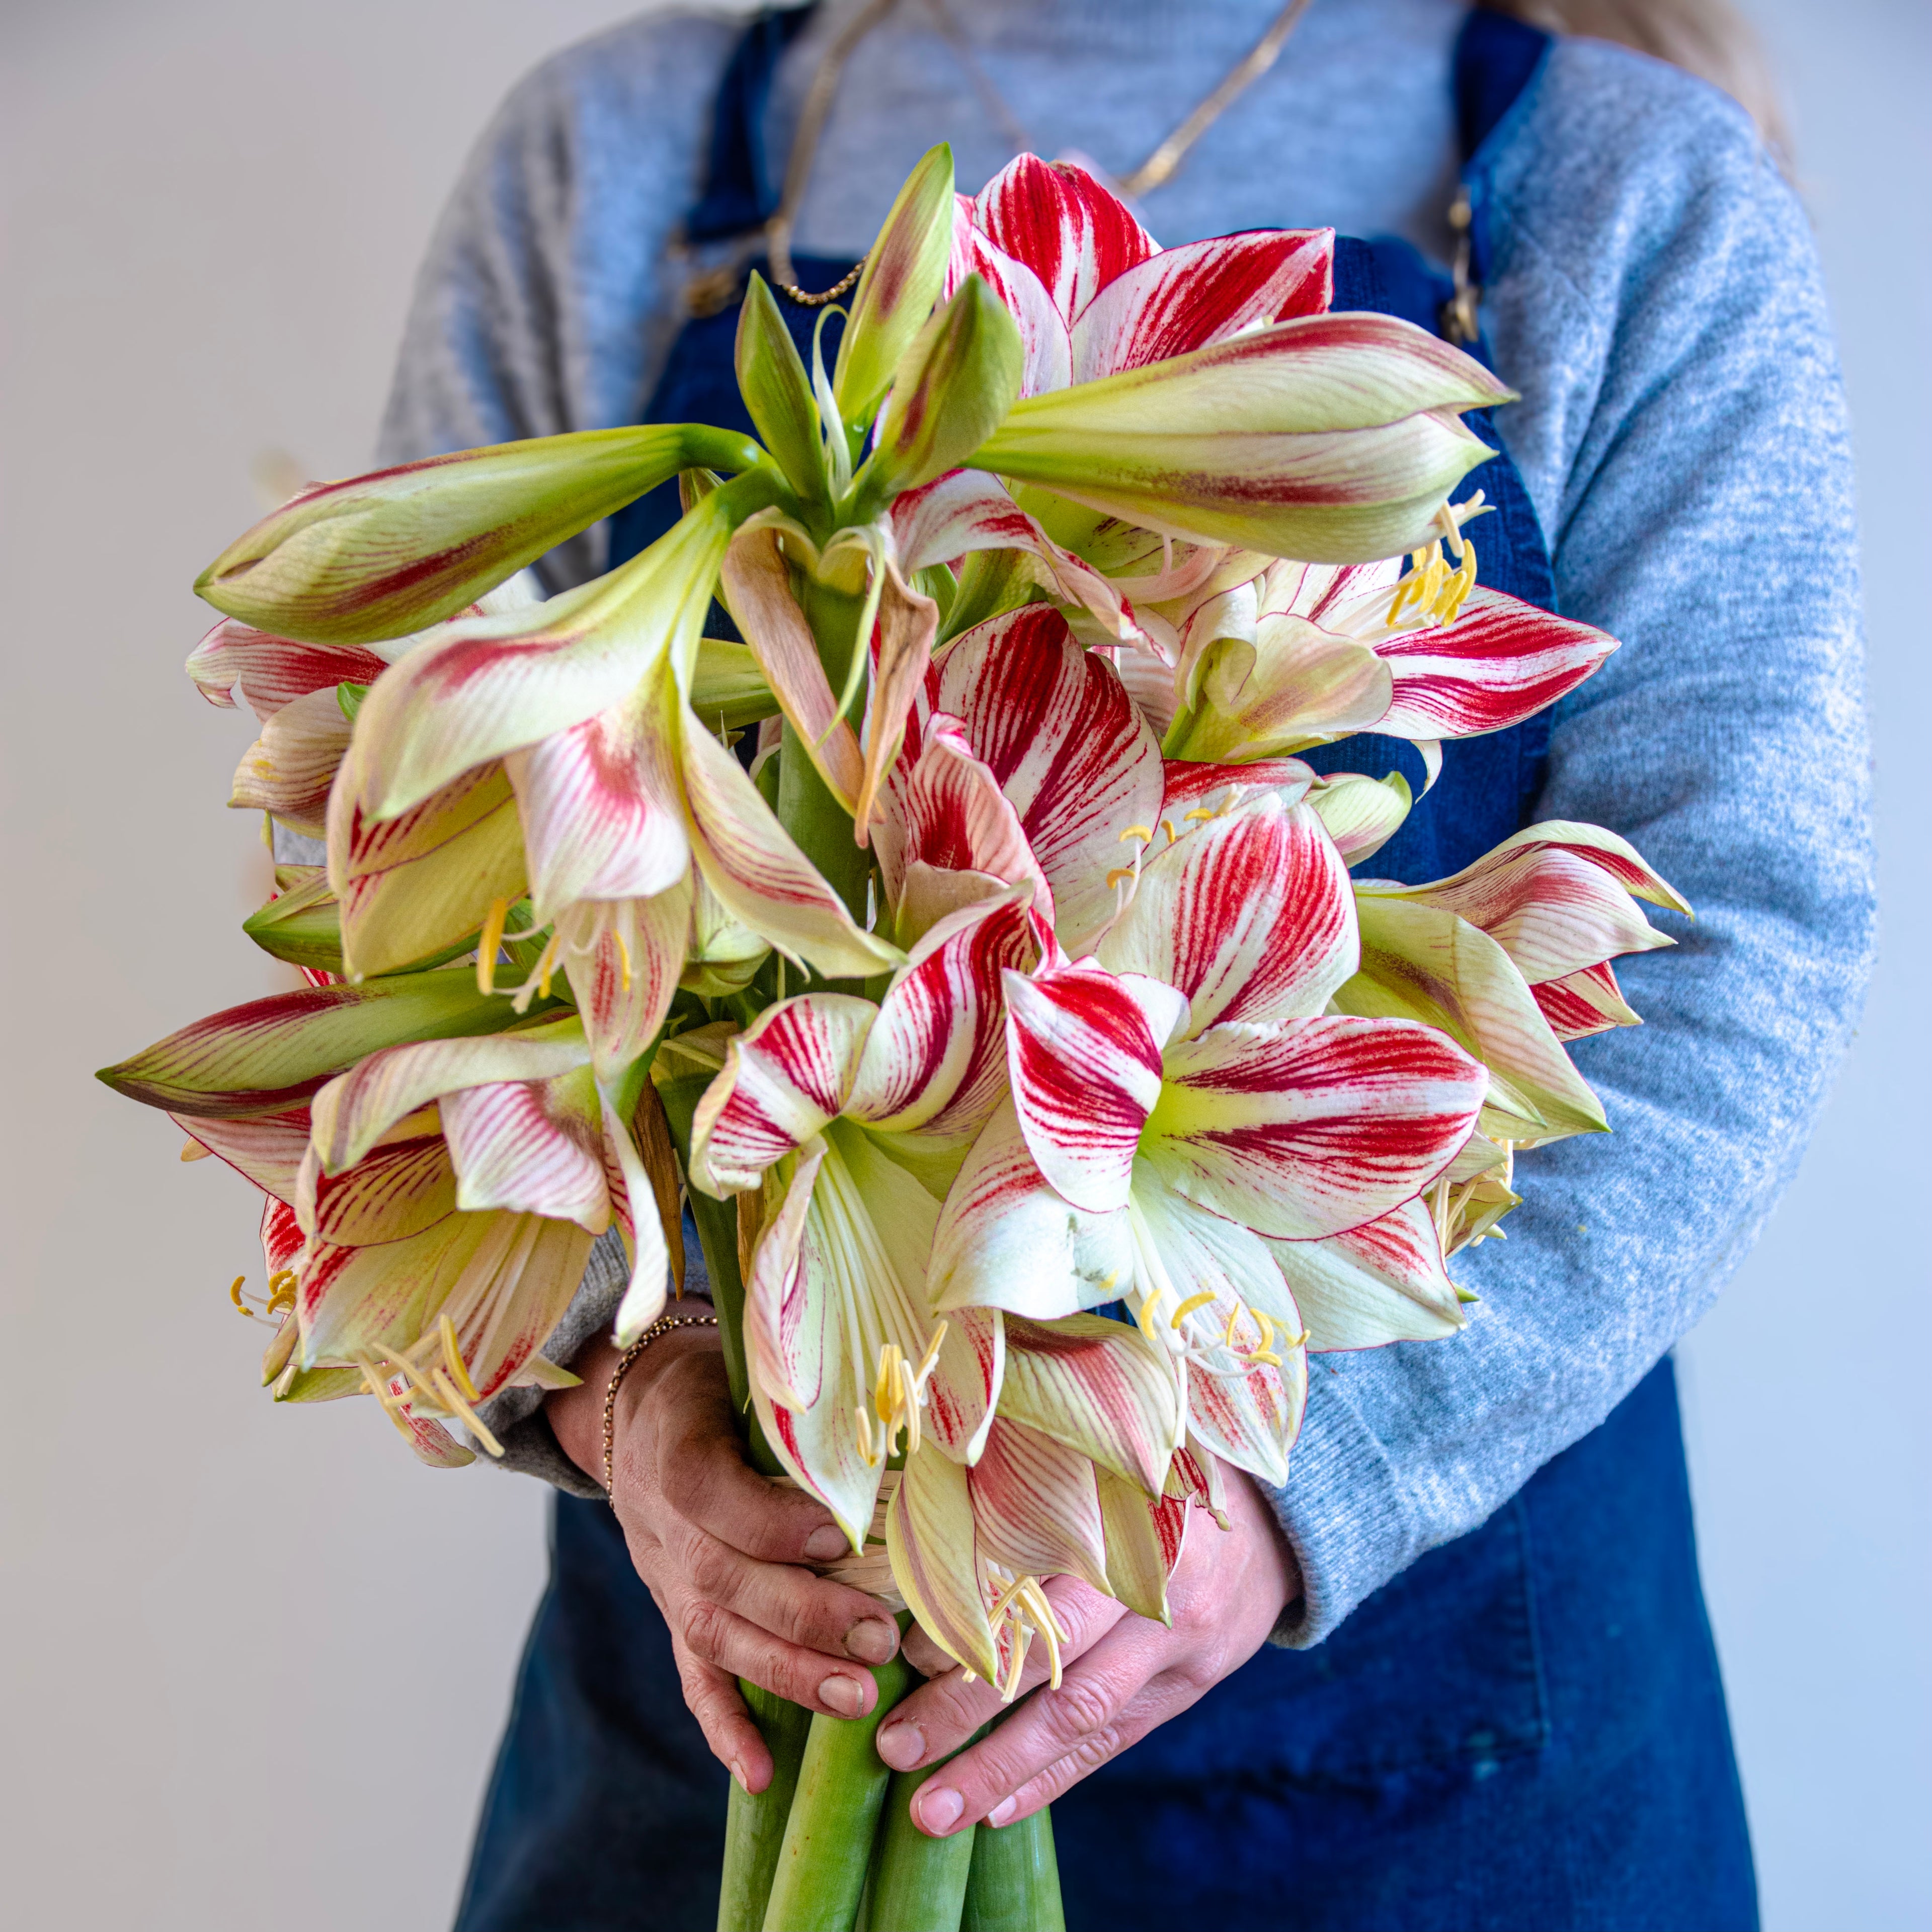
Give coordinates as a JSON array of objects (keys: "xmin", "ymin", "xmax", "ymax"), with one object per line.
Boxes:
[{"xmin": 456, "ymin": 14, "xmax": 1755, "ymax": 1928}]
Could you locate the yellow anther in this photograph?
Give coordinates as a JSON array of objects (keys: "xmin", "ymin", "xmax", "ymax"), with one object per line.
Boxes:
[
  {"xmin": 536, "ymin": 933, "xmax": 560, "ymax": 1001},
  {"xmin": 1182, "ymin": 807, "xmax": 1217, "ymax": 823},
  {"xmin": 265, "ymin": 1269, "xmax": 298, "ymax": 1318},
  {"xmin": 180, "ymin": 1139, "xmax": 212, "ymax": 1162},
  {"xmin": 1170, "ymin": 1290, "xmax": 1220, "ymax": 1328},
  {"xmin": 1160, "ymin": 818, "xmax": 1179, "ymax": 844},
  {"xmin": 476, "ymin": 897, "xmax": 511, "ymax": 996},
  {"xmin": 854, "ymin": 1402, "xmax": 883, "ymax": 1468},
  {"xmin": 1105, "ymin": 865, "xmax": 1138, "ymax": 891},
  {"xmin": 439, "ymin": 1312, "xmax": 480, "ymax": 1403},
  {"xmin": 1120, "ymin": 825, "xmax": 1155, "ymax": 844},
  {"xmin": 430, "ymin": 1367, "xmax": 503, "ymax": 1457},
  {"xmin": 1132, "ymin": 1292, "xmax": 1167, "ymax": 1346},
  {"xmin": 1251, "ymin": 1350, "xmax": 1285, "ymax": 1368},
  {"xmin": 229, "ymin": 1275, "xmax": 249, "ymax": 1314},
  {"xmin": 613, "ymin": 928, "xmax": 634, "ymax": 994}
]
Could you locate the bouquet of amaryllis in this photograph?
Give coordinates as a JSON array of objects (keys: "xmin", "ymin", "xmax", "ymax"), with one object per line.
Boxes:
[{"xmin": 101, "ymin": 150, "xmax": 1683, "ymax": 1932}]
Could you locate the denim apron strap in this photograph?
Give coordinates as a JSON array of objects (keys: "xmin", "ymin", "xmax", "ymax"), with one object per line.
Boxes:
[{"xmin": 457, "ymin": 14, "xmax": 1756, "ymax": 1928}]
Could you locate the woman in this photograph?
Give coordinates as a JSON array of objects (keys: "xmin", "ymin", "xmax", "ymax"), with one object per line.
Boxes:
[{"xmin": 372, "ymin": 4, "xmax": 1871, "ymax": 1926}]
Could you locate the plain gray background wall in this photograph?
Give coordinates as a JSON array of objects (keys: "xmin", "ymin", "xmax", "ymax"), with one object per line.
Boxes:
[{"xmin": 2, "ymin": 4, "xmax": 1924, "ymax": 1927}]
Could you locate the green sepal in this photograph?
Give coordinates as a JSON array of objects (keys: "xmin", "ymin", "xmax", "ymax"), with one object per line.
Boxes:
[
  {"xmin": 336, "ymin": 680, "xmax": 369, "ymax": 723},
  {"xmin": 736, "ymin": 271, "xmax": 831, "ymax": 513}
]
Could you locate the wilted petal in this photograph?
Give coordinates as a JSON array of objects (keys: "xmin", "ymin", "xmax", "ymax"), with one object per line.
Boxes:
[
  {"xmin": 1097, "ymin": 1462, "xmax": 1186, "ymax": 1622},
  {"xmin": 855, "ymin": 555, "xmax": 940, "ymax": 838},
  {"xmin": 1100, "ymin": 794, "xmax": 1355, "ymax": 1031},
  {"xmin": 1144, "ymin": 1015, "xmax": 1488, "ymax": 1240}
]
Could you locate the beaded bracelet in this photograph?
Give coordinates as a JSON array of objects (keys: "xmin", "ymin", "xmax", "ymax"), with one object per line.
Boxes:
[{"xmin": 602, "ymin": 1309, "xmax": 719, "ymax": 1497}]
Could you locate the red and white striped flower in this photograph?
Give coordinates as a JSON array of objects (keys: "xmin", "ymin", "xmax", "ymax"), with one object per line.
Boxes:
[
  {"xmin": 929, "ymin": 792, "xmax": 1488, "ymax": 1484},
  {"xmin": 684, "ymin": 893, "xmax": 1041, "ymax": 1545}
]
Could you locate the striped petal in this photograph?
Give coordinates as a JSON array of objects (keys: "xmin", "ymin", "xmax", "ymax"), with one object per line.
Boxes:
[
  {"xmin": 929, "ymin": 1098, "xmax": 1135, "ymax": 1318},
  {"xmin": 945, "ymin": 208, "xmax": 1072, "ymax": 395},
  {"xmin": 1428, "ymin": 819, "xmax": 1690, "ymax": 914},
  {"xmin": 1099, "ymin": 794, "xmax": 1355, "ymax": 1032},
  {"xmin": 173, "ymin": 1106, "xmax": 312, "ymax": 1202},
  {"xmin": 1004, "ymin": 960, "xmax": 1164, "ymax": 1214},
  {"xmin": 96, "ymin": 970, "xmax": 513, "ymax": 1120},
  {"xmin": 1373, "ymin": 588, "xmax": 1617, "ymax": 741},
  {"xmin": 1070, "ymin": 229, "xmax": 1333, "ymax": 383},
  {"xmin": 558, "ymin": 880, "xmax": 694, "ymax": 1082},
  {"xmin": 1534, "ymin": 960, "xmax": 1641, "ymax": 1040},
  {"xmin": 229, "ymin": 688, "xmax": 352, "ymax": 836},
  {"xmin": 855, "ymin": 554, "xmax": 940, "ymax": 838},
  {"xmin": 308, "ymin": 1017, "xmax": 591, "ymax": 1175},
  {"xmin": 889, "ymin": 1445, "xmax": 1000, "ymax": 1682},
  {"xmin": 1184, "ymin": 1343, "xmax": 1303, "ymax": 1490},
  {"xmin": 505, "ymin": 678, "xmax": 689, "ymax": 920},
  {"xmin": 1144, "ymin": 1015, "xmax": 1488, "ymax": 1240},
  {"xmin": 1264, "ymin": 1196, "xmax": 1463, "ymax": 1350},
  {"xmin": 742, "ymin": 1148, "xmax": 828, "ymax": 1413},
  {"xmin": 439, "ymin": 1066, "xmax": 612, "ymax": 1233},
  {"xmin": 680, "ymin": 710, "xmax": 902, "ymax": 981},
  {"xmin": 969, "ymin": 1419, "xmax": 1112, "ymax": 1596},
  {"xmin": 970, "ymin": 155, "xmax": 1157, "ymax": 330},
  {"xmin": 1336, "ymin": 896, "xmax": 1607, "ymax": 1143},
  {"xmin": 998, "ymin": 1312, "xmax": 1179, "ymax": 1496},
  {"xmin": 720, "ymin": 523, "xmax": 864, "ymax": 813},
  {"xmin": 686, "ymin": 994, "xmax": 875, "ymax": 1196},
  {"xmin": 929, "ymin": 606, "xmax": 1165, "ymax": 953},
  {"xmin": 847, "ymin": 890, "xmax": 1038, "ymax": 1141},
  {"xmin": 295, "ymin": 1128, "xmax": 456, "ymax": 1246},
  {"xmin": 1306, "ymin": 769, "xmax": 1413, "ymax": 866},
  {"xmin": 1097, "ymin": 1463, "xmax": 1188, "ymax": 1621},
  {"xmin": 188, "ymin": 616, "xmax": 391, "ymax": 720},
  {"xmin": 1158, "ymin": 756, "xmax": 1315, "ymax": 823},
  {"xmin": 924, "ymin": 1305, "xmax": 1005, "ymax": 1464}
]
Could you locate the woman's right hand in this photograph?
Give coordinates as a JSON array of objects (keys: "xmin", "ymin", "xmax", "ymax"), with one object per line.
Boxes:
[{"xmin": 546, "ymin": 1325, "xmax": 902, "ymax": 1791}]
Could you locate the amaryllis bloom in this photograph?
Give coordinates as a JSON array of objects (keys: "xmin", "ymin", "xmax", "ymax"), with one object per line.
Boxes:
[
  {"xmin": 1156, "ymin": 537, "xmax": 1619, "ymax": 776},
  {"xmin": 875, "ymin": 604, "xmax": 1163, "ymax": 953},
  {"xmin": 331, "ymin": 479, "xmax": 898, "ymax": 1056},
  {"xmin": 685, "ymin": 893, "xmax": 1040, "ymax": 1544},
  {"xmin": 929, "ymin": 792, "xmax": 1489, "ymax": 1484},
  {"xmin": 887, "ymin": 1313, "xmax": 1186, "ymax": 1689}
]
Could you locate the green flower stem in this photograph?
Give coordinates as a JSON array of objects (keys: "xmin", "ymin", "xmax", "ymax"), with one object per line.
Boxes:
[
  {"xmin": 960, "ymin": 1804, "xmax": 1064, "ymax": 1932},
  {"xmin": 717, "ymin": 1682, "xmax": 814, "ymax": 1932},
  {"xmin": 860, "ymin": 1731, "xmax": 989, "ymax": 1932},
  {"xmin": 777, "ymin": 717, "xmax": 871, "ymax": 939},
  {"xmin": 761, "ymin": 1647, "xmax": 916, "ymax": 1932}
]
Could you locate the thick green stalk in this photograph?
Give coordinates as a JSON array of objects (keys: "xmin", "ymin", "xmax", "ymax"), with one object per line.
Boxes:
[
  {"xmin": 960, "ymin": 1805, "xmax": 1064, "ymax": 1932},
  {"xmin": 779, "ymin": 574, "xmax": 871, "ymax": 942},
  {"xmin": 861, "ymin": 1744, "xmax": 984, "ymax": 1932},
  {"xmin": 761, "ymin": 1651, "xmax": 915, "ymax": 1932},
  {"xmin": 718, "ymin": 1683, "xmax": 814, "ymax": 1932}
]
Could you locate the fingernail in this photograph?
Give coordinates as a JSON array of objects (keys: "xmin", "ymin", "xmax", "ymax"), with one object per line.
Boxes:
[
  {"xmin": 818, "ymin": 1674, "xmax": 865, "ymax": 1718},
  {"xmin": 803, "ymin": 1525, "xmax": 846, "ymax": 1561},
  {"xmin": 987, "ymin": 1796, "xmax": 1018, "ymax": 1827},
  {"xmin": 876, "ymin": 1719, "xmax": 923, "ymax": 1770},
  {"xmin": 728, "ymin": 1759, "xmax": 748, "ymax": 1793},
  {"xmin": 915, "ymin": 1784, "xmax": 965, "ymax": 1835},
  {"xmin": 844, "ymin": 1618, "xmax": 898, "ymax": 1665}
]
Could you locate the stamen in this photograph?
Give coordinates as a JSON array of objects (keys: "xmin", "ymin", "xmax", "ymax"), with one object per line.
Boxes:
[
  {"xmin": 1182, "ymin": 807, "xmax": 1217, "ymax": 823},
  {"xmin": 228, "ymin": 1275, "xmax": 249, "ymax": 1315},
  {"xmin": 1170, "ymin": 1290, "xmax": 1219, "ymax": 1328},
  {"xmin": 1119, "ymin": 825, "xmax": 1154, "ymax": 844},
  {"xmin": 1105, "ymin": 865, "xmax": 1138, "ymax": 891},
  {"xmin": 430, "ymin": 1367, "xmax": 503, "ymax": 1457},
  {"xmin": 439, "ymin": 1313, "xmax": 480, "ymax": 1402},
  {"xmin": 613, "ymin": 928, "xmax": 633, "ymax": 994},
  {"xmin": 476, "ymin": 897, "xmax": 511, "ymax": 995},
  {"xmin": 1160, "ymin": 818, "xmax": 1178, "ymax": 844}
]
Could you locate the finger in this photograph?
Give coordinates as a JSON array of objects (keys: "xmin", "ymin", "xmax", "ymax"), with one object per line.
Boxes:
[
  {"xmin": 980, "ymin": 1674, "xmax": 1192, "ymax": 1827},
  {"xmin": 906, "ymin": 1617, "xmax": 1170, "ymax": 1834},
  {"xmin": 901, "ymin": 1624, "xmax": 956, "ymax": 1678},
  {"xmin": 670, "ymin": 1587, "xmax": 882, "ymax": 1720},
  {"xmin": 876, "ymin": 1579, "xmax": 1126, "ymax": 1774},
  {"xmin": 663, "ymin": 1513, "xmax": 901, "ymax": 1666},
  {"xmin": 650, "ymin": 1367, "xmax": 850, "ymax": 1566},
  {"xmin": 669, "ymin": 1641, "xmax": 771, "ymax": 1792}
]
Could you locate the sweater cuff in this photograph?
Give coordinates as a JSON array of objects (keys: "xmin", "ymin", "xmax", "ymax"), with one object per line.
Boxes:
[{"xmin": 1261, "ymin": 1373, "xmax": 1422, "ymax": 1649}]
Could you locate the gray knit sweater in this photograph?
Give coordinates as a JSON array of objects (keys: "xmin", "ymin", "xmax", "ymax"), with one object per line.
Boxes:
[{"xmin": 370, "ymin": 0, "xmax": 1874, "ymax": 1645}]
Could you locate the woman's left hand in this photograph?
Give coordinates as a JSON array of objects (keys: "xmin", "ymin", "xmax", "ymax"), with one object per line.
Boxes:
[{"xmin": 874, "ymin": 1458, "xmax": 1302, "ymax": 1835}]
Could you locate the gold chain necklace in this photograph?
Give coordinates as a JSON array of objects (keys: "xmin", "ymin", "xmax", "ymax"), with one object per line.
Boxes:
[{"xmin": 741, "ymin": 0, "xmax": 1316, "ymax": 308}]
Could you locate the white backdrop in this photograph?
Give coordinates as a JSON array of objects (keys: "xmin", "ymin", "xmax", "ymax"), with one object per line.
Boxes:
[{"xmin": 2, "ymin": 4, "xmax": 1923, "ymax": 1928}]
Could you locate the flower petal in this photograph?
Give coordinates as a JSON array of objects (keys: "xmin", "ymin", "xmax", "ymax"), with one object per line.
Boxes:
[
  {"xmin": 1100, "ymin": 794, "xmax": 1356, "ymax": 1031},
  {"xmin": 439, "ymin": 1067, "xmax": 612, "ymax": 1233},
  {"xmin": 930, "ymin": 607, "xmax": 1165, "ymax": 953},
  {"xmin": 687, "ymin": 995, "xmax": 875, "ymax": 1197},
  {"xmin": 1264, "ymin": 1196, "xmax": 1463, "ymax": 1349},
  {"xmin": 559, "ymin": 880, "xmax": 694, "ymax": 1083},
  {"xmin": 970, "ymin": 1419, "xmax": 1112, "ymax": 1595},
  {"xmin": 998, "ymin": 1312, "xmax": 1180, "ymax": 1496},
  {"xmin": 229, "ymin": 688, "xmax": 353, "ymax": 836},
  {"xmin": 1533, "ymin": 960, "xmax": 1642, "ymax": 1040},
  {"xmin": 1070, "ymin": 229, "xmax": 1333, "ymax": 382},
  {"xmin": 1372, "ymin": 587, "xmax": 1617, "ymax": 741},
  {"xmin": 929, "ymin": 1099, "xmax": 1136, "ymax": 1318},
  {"xmin": 944, "ymin": 208, "xmax": 1073, "ymax": 395},
  {"xmin": 855, "ymin": 554, "xmax": 940, "ymax": 838},
  {"xmin": 295, "ymin": 1130, "xmax": 456, "ymax": 1246},
  {"xmin": 889, "ymin": 1446, "xmax": 1000, "ymax": 1681},
  {"xmin": 187, "ymin": 617, "xmax": 392, "ymax": 720},
  {"xmin": 1306, "ymin": 769, "xmax": 1413, "ymax": 866},
  {"xmin": 1004, "ymin": 959, "xmax": 1164, "ymax": 1215},
  {"xmin": 1144, "ymin": 1015, "xmax": 1488, "ymax": 1239},
  {"xmin": 1095, "ymin": 1463, "xmax": 1184, "ymax": 1622},
  {"xmin": 971, "ymin": 155, "xmax": 1158, "ymax": 330},
  {"xmin": 173, "ymin": 1106, "xmax": 312, "ymax": 1203}
]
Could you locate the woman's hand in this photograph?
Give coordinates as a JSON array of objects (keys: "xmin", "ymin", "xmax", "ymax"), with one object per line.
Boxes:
[
  {"xmin": 874, "ymin": 1459, "xmax": 1301, "ymax": 1836},
  {"xmin": 546, "ymin": 1327, "xmax": 902, "ymax": 1792}
]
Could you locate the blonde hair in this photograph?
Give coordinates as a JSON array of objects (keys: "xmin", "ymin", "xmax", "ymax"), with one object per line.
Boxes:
[{"xmin": 1482, "ymin": 0, "xmax": 1790, "ymax": 157}]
